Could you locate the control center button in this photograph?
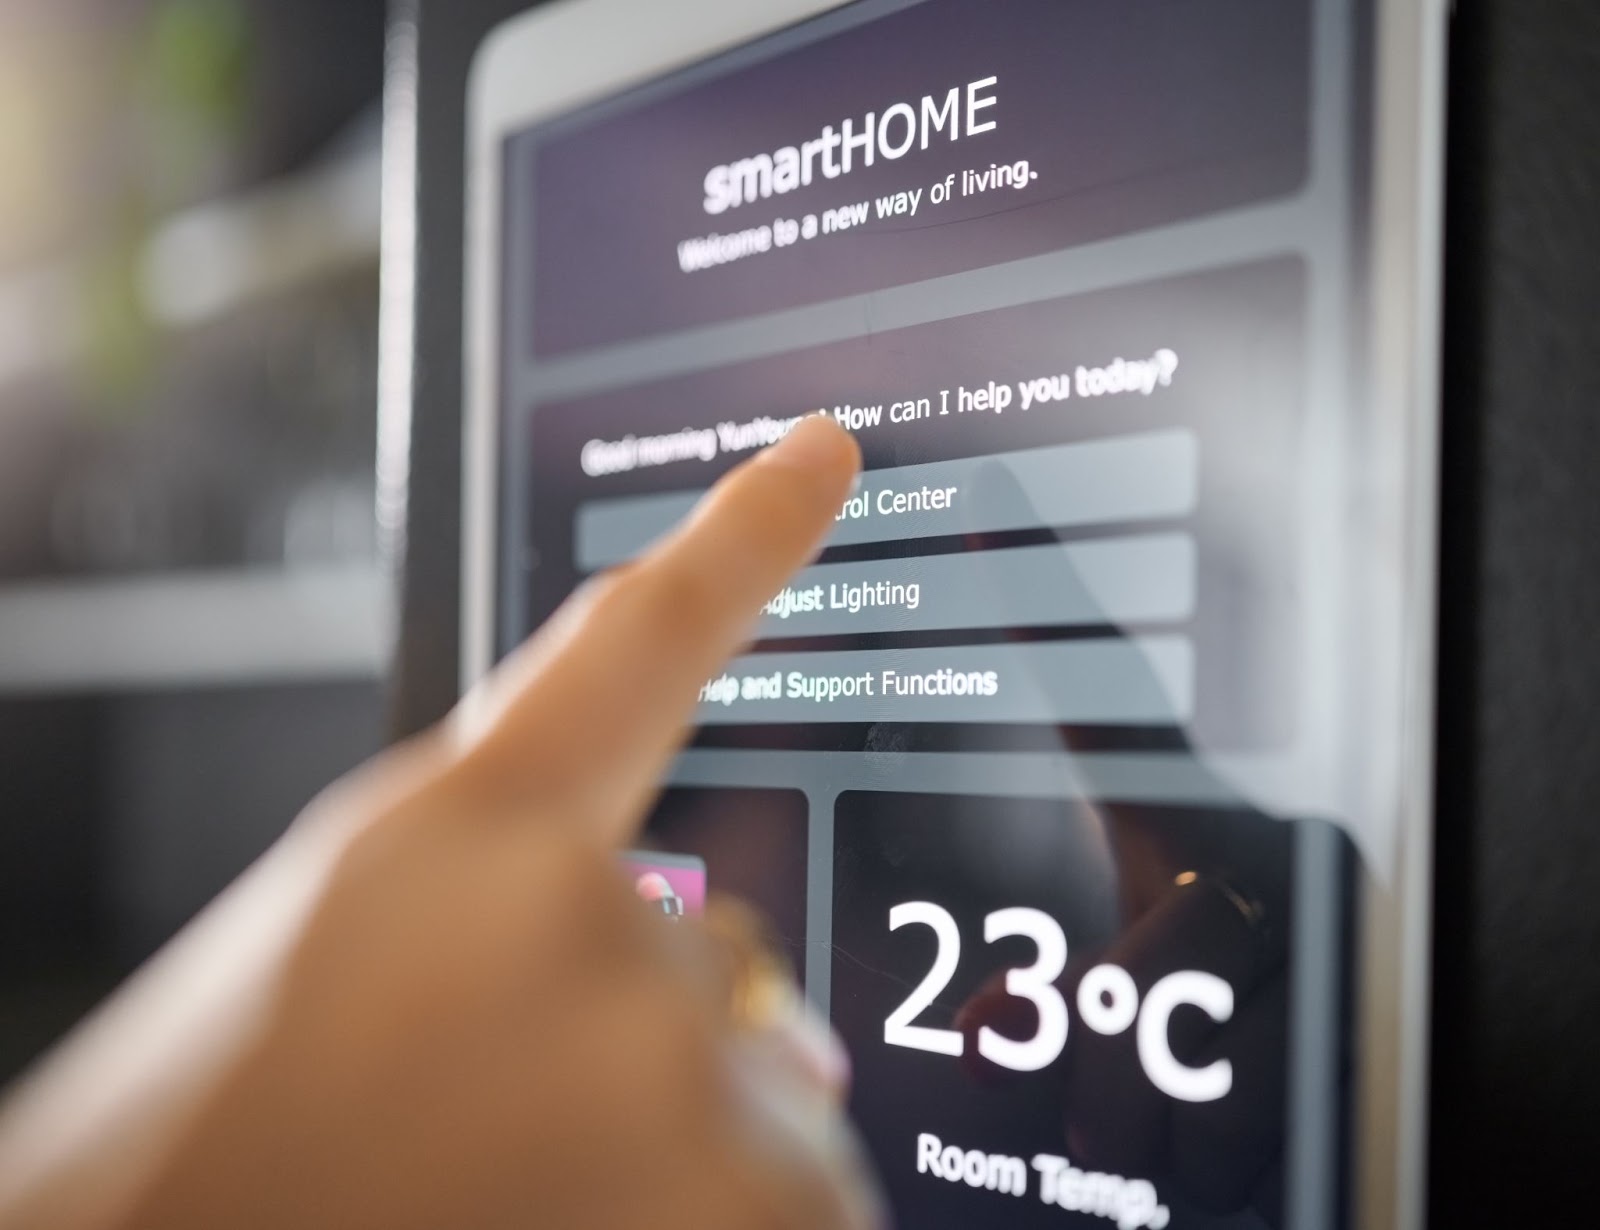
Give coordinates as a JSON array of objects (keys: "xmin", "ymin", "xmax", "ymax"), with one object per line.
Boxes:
[{"xmin": 575, "ymin": 430, "xmax": 1198, "ymax": 572}]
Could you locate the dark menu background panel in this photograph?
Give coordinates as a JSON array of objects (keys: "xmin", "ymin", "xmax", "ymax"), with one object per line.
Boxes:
[
  {"xmin": 521, "ymin": 258, "xmax": 1307, "ymax": 751},
  {"xmin": 521, "ymin": 0, "xmax": 1312, "ymax": 356}
]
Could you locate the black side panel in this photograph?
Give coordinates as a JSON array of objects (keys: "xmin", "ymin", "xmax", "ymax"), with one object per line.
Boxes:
[{"xmin": 1431, "ymin": 2, "xmax": 1600, "ymax": 1223}]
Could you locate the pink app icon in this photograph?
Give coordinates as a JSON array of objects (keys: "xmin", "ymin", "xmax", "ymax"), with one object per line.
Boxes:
[{"xmin": 622, "ymin": 851, "xmax": 707, "ymax": 919}]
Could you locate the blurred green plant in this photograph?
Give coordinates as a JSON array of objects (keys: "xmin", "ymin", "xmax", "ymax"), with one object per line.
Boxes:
[
  {"xmin": 80, "ymin": 0, "xmax": 254, "ymax": 405},
  {"xmin": 140, "ymin": 0, "xmax": 252, "ymax": 195}
]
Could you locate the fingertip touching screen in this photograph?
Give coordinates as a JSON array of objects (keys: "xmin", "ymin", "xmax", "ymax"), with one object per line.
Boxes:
[{"xmin": 489, "ymin": 1, "xmax": 1392, "ymax": 1226}]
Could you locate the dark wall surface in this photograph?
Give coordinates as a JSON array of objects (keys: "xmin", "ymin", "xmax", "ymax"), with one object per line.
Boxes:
[
  {"xmin": 399, "ymin": 1, "xmax": 1600, "ymax": 1222},
  {"xmin": 1430, "ymin": 0, "xmax": 1600, "ymax": 1221}
]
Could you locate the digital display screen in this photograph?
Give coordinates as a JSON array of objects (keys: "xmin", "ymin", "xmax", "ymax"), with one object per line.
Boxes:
[{"xmin": 491, "ymin": 1, "xmax": 1379, "ymax": 1225}]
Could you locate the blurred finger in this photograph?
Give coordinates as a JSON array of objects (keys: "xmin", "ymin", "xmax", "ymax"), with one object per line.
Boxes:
[
  {"xmin": 455, "ymin": 414, "xmax": 859, "ymax": 842},
  {"xmin": 698, "ymin": 899, "xmax": 849, "ymax": 1099}
]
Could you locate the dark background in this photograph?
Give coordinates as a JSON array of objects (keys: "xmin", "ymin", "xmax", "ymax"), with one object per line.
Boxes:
[
  {"xmin": 397, "ymin": 0, "xmax": 1600, "ymax": 1225},
  {"xmin": 1430, "ymin": 0, "xmax": 1600, "ymax": 1216}
]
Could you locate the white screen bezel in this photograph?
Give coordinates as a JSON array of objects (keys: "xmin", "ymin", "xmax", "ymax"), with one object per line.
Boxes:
[{"xmin": 459, "ymin": 3, "xmax": 1448, "ymax": 1226}]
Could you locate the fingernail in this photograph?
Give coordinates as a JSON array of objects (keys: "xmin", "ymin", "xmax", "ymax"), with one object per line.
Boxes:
[{"xmin": 760, "ymin": 413, "xmax": 861, "ymax": 476}]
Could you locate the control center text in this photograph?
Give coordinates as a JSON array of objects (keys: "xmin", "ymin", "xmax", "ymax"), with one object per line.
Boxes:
[{"xmin": 837, "ymin": 484, "xmax": 960, "ymax": 521}]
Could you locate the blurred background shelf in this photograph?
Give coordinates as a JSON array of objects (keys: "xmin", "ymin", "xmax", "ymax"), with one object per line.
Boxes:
[
  {"xmin": 0, "ymin": 136, "xmax": 381, "ymax": 396},
  {"xmin": 0, "ymin": 563, "xmax": 392, "ymax": 693},
  {"xmin": 0, "ymin": 126, "xmax": 384, "ymax": 586},
  {"xmin": 0, "ymin": 0, "xmax": 395, "ymax": 1084}
]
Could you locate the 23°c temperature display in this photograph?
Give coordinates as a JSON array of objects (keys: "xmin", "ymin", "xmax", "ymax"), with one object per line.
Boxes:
[{"xmin": 883, "ymin": 902, "xmax": 1237, "ymax": 1103}]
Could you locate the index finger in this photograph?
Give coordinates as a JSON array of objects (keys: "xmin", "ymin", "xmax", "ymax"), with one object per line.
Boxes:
[{"xmin": 457, "ymin": 413, "xmax": 860, "ymax": 843}]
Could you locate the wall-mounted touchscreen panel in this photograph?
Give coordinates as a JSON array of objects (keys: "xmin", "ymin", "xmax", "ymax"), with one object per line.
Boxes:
[{"xmin": 492, "ymin": 1, "xmax": 1379, "ymax": 1227}]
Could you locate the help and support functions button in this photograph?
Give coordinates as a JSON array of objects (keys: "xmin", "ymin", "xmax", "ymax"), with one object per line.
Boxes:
[
  {"xmin": 695, "ymin": 637, "xmax": 1193, "ymax": 726},
  {"xmin": 575, "ymin": 430, "xmax": 1199, "ymax": 572}
]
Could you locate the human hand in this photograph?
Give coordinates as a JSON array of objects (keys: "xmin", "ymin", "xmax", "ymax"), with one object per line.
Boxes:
[{"xmin": 0, "ymin": 415, "xmax": 877, "ymax": 1230}]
